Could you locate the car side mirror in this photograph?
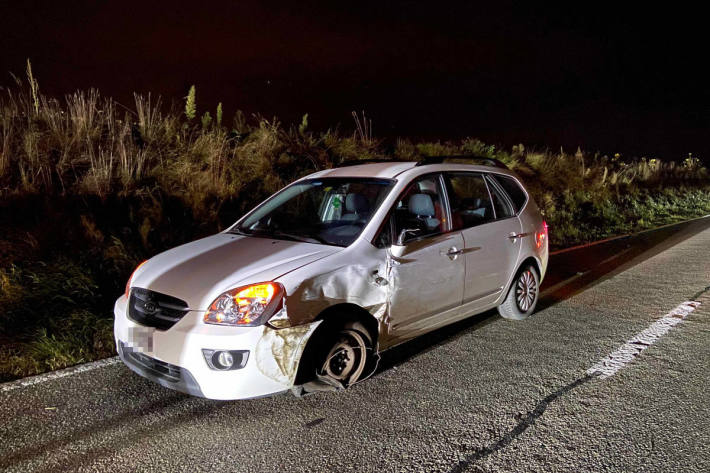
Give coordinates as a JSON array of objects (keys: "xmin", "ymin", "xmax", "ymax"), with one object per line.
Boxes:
[{"xmin": 396, "ymin": 228, "xmax": 421, "ymax": 246}]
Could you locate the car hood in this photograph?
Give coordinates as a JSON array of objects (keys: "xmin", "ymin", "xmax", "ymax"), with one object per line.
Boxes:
[{"xmin": 131, "ymin": 233, "xmax": 341, "ymax": 309}]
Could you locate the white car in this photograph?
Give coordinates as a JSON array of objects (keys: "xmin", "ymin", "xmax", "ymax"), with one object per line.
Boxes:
[{"xmin": 114, "ymin": 158, "xmax": 548, "ymax": 400}]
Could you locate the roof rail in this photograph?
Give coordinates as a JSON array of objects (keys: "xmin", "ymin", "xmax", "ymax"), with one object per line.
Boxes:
[
  {"xmin": 416, "ymin": 155, "xmax": 508, "ymax": 169},
  {"xmin": 335, "ymin": 158, "xmax": 401, "ymax": 168}
]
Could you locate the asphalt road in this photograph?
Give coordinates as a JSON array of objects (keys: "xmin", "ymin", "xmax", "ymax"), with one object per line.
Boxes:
[{"xmin": 1, "ymin": 218, "xmax": 709, "ymax": 472}]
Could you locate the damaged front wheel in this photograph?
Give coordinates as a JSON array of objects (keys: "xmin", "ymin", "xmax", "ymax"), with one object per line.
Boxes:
[
  {"xmin": 322, "ymin": 327, "xmax": 370, "ymax": 383},
  {"xmin": 296, "ymin": 321, "xmax": 374, "ymax": 394}
]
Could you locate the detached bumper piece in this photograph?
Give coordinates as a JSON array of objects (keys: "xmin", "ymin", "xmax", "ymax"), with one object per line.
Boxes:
[{"xmin": 118, "ymin": 342, "xmax": 204, "ymax": 397}]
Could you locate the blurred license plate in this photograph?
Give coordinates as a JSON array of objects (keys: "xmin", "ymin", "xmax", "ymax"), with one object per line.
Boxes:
[{"xmin": 125, "ymin": 326, "xmax": 154, "ymax": 353}]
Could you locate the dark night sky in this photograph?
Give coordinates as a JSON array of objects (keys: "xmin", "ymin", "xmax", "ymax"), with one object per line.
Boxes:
[{"xmin": 1, "ymin": 1, "xmax": 708, "ymax": 160}]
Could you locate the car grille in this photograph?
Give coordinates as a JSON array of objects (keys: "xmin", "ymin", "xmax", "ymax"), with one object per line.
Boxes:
[{"xmin": 128, "ymin": 287, "xmax": 190, "ymax": 330}]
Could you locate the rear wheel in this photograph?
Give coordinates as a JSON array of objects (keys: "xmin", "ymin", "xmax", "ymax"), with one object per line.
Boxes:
[{"xmin": 498, "ymin": 265, "xmax": 539, "ymax": 320}]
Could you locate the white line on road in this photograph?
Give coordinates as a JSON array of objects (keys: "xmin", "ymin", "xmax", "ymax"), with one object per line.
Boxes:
[
  {"xmin": 0, "ymin": 356, "xmax": 120, "ymax": 393},
  {"xmin": 587, "ymin": 301, "xmax": 701, "ymax": 378}
]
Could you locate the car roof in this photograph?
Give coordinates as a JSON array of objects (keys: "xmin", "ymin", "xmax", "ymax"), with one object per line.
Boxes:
[
  {"xmin": 301, "ymin": 161, "xmax": 518, "ymax": 180},
  {"xmin": 304, "ymin": 162, "xmax": 417, "ymax": 179}
]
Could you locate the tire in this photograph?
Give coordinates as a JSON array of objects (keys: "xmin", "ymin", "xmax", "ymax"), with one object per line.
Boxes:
[
  {"xmin": 298, "ymin": 321, "xmax": 373, "ymax": 388},
  {"xmin": 498, "ymin": 265, "xmax": 539, "ymax": 320},
  {"xmin": 319, "ymin": 321, "xmax": 373, "ymax": 386}
]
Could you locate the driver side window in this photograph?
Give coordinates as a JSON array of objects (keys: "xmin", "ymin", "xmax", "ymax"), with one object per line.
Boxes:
[{"xmin": 391, "ymin": 174, "xmax": 447, "ymax": 244}]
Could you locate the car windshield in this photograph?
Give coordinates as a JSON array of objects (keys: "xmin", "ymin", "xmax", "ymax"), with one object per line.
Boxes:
[{"xmin": 231, "ymin": 177, "xmax": 395, "ymax": 247}]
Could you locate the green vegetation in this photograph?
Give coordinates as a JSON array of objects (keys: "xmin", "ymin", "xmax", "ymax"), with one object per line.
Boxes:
[{"xmin": 1, "ymin": 67, "xmax": 709, "ymax": 381}]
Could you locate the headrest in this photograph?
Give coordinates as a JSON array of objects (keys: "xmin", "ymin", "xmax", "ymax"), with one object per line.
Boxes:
[
  {"xmin": 462, "ymin": 197, "xmax": 482, "ymax": 209},
  {"xmin": 345, "ymin": 193, "xmax": 369, "ymax": 213},
  {"xmin": 408, "ymin": 193, "xmax": 435, "ymax": 217},
  {"xmin": 417, "ymin": 180, "xmax": 437, "ymax": 193}
]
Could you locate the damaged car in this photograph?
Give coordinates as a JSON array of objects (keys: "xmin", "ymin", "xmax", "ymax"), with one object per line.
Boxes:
[{"xmin": 114, "ymin": 157, "xmax": 548, "ymax": 399}]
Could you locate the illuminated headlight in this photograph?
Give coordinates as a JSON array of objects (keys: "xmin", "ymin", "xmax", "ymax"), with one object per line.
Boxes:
[{"xmin": 203, "ymin": 282, "xmax": 284, "ymax": 326}]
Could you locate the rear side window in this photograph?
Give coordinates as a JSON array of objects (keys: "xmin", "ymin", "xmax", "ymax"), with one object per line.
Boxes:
[
  {"xmin": 444, "ymin": 173, "xmax": 494, "ymax": 230},
  {"xmin": 492, "ymin": 174, "xmax": 527, "ymax": 213},
  {"xmin": 486, "ymin": 176, "xmax": 514, "ymax": 219}
]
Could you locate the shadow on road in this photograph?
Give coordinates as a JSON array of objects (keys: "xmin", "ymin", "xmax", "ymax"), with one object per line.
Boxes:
[{"xmin": 0, "ymin": 378, "xmax": 225, "ymax": 471}]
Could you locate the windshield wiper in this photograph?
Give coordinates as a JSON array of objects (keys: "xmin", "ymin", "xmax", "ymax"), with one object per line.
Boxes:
[
  {"xmin": 272, "ymin": 231, "xmax": 328, "ymax": 245},
  {"xmin": 227, "ymin": 227, "xmax": 253, "ymax": 236},
  {"xmin": 229, "ymin": 227, "xmax": 328, "ymax": 245}
]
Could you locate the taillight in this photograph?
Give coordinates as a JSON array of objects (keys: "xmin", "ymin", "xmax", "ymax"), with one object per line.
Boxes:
[{"xmin": 535, "ymin": 221, "xmax": 548, "ymax": 250}]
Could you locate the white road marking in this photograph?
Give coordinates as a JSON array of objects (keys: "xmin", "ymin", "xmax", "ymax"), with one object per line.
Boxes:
[
  {"xmin": 587, "ymin": 301, "xmax": 701, "ymax": 378},
  {"xmin": 0, "ymin": 356, "xmax": 120, "ymax": 393}
]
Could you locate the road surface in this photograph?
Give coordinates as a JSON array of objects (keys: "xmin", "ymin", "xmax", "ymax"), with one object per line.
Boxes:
[{"xmin": 1, "ymin": 218, "xmax": 709, "ymax": 472}]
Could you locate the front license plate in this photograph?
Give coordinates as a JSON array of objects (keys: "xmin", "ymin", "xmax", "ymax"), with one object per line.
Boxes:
[{"xmin": 125, "ymin": 326, "xmax": 155, "ymax": 353}]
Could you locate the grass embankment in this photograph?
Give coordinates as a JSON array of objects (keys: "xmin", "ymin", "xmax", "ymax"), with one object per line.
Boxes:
[{"xmin": 1, "ymin": 67, "xmax": 709, "ymax": 381}]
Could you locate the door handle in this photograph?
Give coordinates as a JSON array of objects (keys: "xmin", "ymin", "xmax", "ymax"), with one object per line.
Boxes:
[
  {"xmin": 508, "ymin": 232, "xmax": 527, "ymax": 240},
  {"xmin": 441, "ymin": 246, "xmax": 464, "ymax": 260}
]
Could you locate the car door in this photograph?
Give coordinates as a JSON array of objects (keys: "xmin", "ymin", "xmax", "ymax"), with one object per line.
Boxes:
[
  {"xmin": 443, "ymin": 172, "xmax": 522, "ymax": 309},
  {"xmin": 385, "ymin": 173, "xmax": 465, "ymax": 336}
]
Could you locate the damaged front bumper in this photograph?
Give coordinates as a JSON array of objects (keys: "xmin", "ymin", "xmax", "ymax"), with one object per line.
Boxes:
[{"xmin": 113, "ymin": 295, "xmax": 321, "ymax": 400}]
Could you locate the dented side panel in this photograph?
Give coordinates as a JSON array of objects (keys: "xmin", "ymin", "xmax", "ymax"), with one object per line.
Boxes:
[
  {"xmin": 386, "ymin": 232, "xmax": 465, "ymax": 332},
  {"xmin": 277, "ymin": 241, "xmax": 392, "ymax": 336},
  {"xmin": 276, "ymin": 234, "xmax": 470, "ymax": 350}
]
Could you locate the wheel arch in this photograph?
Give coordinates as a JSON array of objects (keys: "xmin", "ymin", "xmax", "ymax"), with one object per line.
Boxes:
[
  {"xmin": 312, "ymin": 303, "xmax": 380, "ymax": 340},
  {"xmin": 500, "ymin": 255, "xmax": 542, "ymax": 304},
  {"xmin": 519, "ymin": 255, "xmax": 541, "ymax": 279}
]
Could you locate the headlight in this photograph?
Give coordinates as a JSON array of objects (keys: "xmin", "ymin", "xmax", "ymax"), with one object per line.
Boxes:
[
  {"xmin": 204, "ymin": 282, "xmax": 284, "ymax": 327},
  {"xmin": 125, "ymin": 260, "xmax": 148, "ymax": 298}
]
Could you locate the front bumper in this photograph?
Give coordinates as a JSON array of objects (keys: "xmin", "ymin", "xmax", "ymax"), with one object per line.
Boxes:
[
  {"xmin": 118, "ymin": 341, "xmax": 205, "ymax": 397},
  {"xmin": 113, "ymin": 295, "xmax": 320, "ymax": 400}
]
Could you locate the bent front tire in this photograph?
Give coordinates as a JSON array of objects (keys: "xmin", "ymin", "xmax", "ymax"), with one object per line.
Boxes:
[
  {"xmin": 320, "ymin": 324, "xmax": 371, "ymax": 385},
  {"xmin": 297, "ymin": 320, "xmax": 374, "ymax": 389},
  {"xmin": 498, "ymin": 265, "xmax": 539, "ymax": 320}
]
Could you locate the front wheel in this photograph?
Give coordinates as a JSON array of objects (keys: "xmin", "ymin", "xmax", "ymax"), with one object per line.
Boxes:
[
  {"xmin": 297, "ymin": 321, "xmax": 374, "ymax": 392},
  {"xmin": 320, "ymin": 326, "xmax": 370, "ymax": 384},
  {"xmin": 498, "ymin": 265, "xmax": 539, "ymax": 320}
]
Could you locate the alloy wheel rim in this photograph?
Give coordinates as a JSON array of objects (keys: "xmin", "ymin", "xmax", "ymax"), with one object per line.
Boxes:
[{"xmin": 515, "ymin": 270, "xmax": 537, "ymax": 312}]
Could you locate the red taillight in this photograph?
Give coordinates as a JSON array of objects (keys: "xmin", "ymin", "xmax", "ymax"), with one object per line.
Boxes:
[
  {"xmin": 125, "ymin": 260, "xmax": 148, "ymax": 298},
  {"xmin": 535, "ymin": 221, "xmax": 548, "ymax": 249}
]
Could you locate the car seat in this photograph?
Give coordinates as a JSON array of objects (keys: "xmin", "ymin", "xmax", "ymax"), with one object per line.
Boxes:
[
  {"xmin": 408, "ymin": 193, "xmax": 440, "ymax": 231},
  {"xmin": 341, "ymin": 193, "xmax": 370, "ymax": 221}
]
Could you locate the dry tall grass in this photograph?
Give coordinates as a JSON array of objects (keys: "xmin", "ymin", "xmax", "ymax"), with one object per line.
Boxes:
[{"xmin": 0, "ymin": 69, "xmax": 708, "ymax": 244}]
